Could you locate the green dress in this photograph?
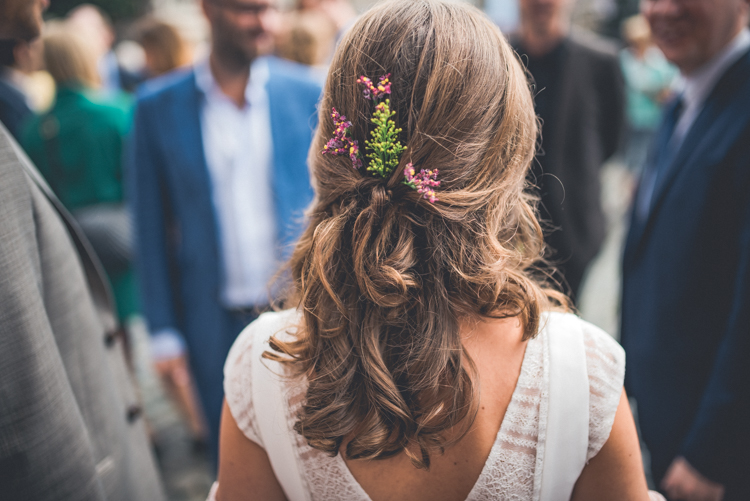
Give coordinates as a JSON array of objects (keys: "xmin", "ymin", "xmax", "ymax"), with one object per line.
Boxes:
[{"xmin": 21, "ymin": 85, "xmax": 139, "ymax": 321}]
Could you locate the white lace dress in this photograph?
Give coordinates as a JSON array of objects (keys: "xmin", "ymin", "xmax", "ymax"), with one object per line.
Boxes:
[{"xmin": 214, "ymin": 309, "xmax": 626, "ymax": 500}]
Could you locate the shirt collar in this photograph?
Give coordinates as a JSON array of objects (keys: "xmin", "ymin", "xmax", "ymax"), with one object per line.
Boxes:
[
  {"xmin": 679, "ymin": 28, "xmax": 750, "ymax": 111},
  {"xmin": 194, "ymin": 56, "xmax": 270, "ymax": 106}
]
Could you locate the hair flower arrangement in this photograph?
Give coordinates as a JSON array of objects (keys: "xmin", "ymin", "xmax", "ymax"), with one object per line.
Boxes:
[
  {"xmin": 322, "ymin": 73, "xmax": 440, "ymax": 203},
  {"xmin": 404, "ymin": 164, "xmax": 440, "ymax": 203},
  {"xmin": 322, "ymin": 108, "xmax": 362, "ymax": 169}
]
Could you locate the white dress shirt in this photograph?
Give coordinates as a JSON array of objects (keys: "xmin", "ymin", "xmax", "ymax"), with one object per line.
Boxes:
[{"xmin": 195, "ymin": 57, "xmax": 278, "ymax": 309}]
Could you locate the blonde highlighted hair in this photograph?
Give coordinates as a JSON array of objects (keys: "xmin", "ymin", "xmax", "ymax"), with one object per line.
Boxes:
[
  {"xmin": 271, "ymin": 0, "xmax": 565, "ymax": 469},
  {"xmin": 43, "ymin": 25, "xmax": 100, "ymax": 88}
]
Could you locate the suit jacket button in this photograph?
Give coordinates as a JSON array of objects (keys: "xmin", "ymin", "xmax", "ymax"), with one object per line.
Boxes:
[
  {"xmin": 104, "ymin": 330, "xmax": 117, "ymax": 347},
  {"xmin": 126, "ymin": 405, "xmax": 142, "ymax": 423}
]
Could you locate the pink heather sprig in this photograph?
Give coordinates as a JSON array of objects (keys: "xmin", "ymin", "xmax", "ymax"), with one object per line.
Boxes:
[
  {"xmin": 357, "ymin": 73, "xmax": 392, "ymax": 100},
  {"xmin": 404, "ymin": 163, "xmax": 440, "ymax": 203},
  {"xmin": 322, "ymin": 107, "xmax": 362, "ymax": 169}
]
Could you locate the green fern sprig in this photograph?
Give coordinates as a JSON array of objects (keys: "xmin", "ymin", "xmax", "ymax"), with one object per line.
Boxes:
[{"xmin": 365, "ymin": 99, "xmax": 407, "ymax": 179}]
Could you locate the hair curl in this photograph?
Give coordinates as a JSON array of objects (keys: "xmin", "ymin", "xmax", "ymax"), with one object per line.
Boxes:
[{"xmin": 269, "ymin": 0, "xmax": 566, "ymax": 469}]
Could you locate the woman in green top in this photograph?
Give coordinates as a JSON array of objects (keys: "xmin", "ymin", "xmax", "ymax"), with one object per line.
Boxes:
[{"xmin": 21, "ymin": 27, "xmax": 138, "ymax": 322}]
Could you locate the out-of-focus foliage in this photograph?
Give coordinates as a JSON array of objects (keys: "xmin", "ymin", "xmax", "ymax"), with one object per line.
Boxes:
[{"xmin": 47, "ymin": 0, "xmax": 149, "ymax": 23}]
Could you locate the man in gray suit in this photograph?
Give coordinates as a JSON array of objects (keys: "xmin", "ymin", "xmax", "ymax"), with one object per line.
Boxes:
[{"xmin": 0, "ymin": 1, "xmax": 165, "ymax": 499}]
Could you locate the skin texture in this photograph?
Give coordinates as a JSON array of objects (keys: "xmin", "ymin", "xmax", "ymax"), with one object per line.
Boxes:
[
  {"xmin": 642, "ymin": 0, "xmax": 750, "ymax": 74},
  {"xmin": 201, "ymin": 0, "xmax": 279, "ymax": 106},
  {"xmin": 215, "ymin": 319, "xmax": 652, "ymax": 501},
  {"xmin": 570, "ymin": 391, "xmax": 652, "ymax": 501},
  {"xmin": 0, "ymin": 0, "xmax": 49, "ymax": 41},
  {"xmin": 216, "ymin": 400, "xmax": 286, "ymax": 501}
]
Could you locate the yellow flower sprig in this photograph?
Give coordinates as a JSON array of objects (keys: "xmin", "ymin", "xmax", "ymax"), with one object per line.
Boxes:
[{"xmin": 364, "ymin": 99, "xmax": 407, "ymax": 179}]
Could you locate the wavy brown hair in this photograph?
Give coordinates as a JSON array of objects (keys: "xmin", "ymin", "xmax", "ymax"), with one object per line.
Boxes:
[{"xmin": 269, "ymin": 0, "xmax": 565, "ymax": 469}]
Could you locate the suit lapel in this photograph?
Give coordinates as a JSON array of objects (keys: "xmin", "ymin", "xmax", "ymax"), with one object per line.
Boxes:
[
  {"xmin": 171, "ymin": 72, "xmax": 211, "ymax": 195},
  {"xmin": 625, "ymin": 98, "xmax": 691, "ymax": 252}
]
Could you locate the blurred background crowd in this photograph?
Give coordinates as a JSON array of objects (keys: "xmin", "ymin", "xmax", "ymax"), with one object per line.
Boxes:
[{"xmin": 1, "ymin": 0, "xmax": 684, "ymax": 499}]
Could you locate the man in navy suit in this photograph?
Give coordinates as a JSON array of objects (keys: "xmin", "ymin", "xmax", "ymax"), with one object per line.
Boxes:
[
  {"xmin": 128, "ymin": 0, "xmax": 321, "ymax": 460},
  {"xmin": 621, "ymin": 0, "xmax": 750, "ymax": 497}
]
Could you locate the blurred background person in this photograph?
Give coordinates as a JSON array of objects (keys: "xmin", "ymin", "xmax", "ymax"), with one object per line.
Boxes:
[
  {"xmin": 621, "ymin": 0, "xmax": 750, "ymax": 496},
  {"xmin": 128, "ymin": 0, "xmax": 322, "ymax": 465},
  {"xmin": 619, "ymin": 14, "xmax": 676, "ymax": 175},
  {"xmin": 66, "ymin": 3, "xmax": 142, "ymax": 94},
  {"xmin": 274, "ymin": 9, "xmax": 336, "ymax": 73},
  {"xmin": 3, "ymin": 37, "xmax": 56, "ymax": 112},
  {"xmin": 135, "ymin": 18, "xmax": 193, "ymax": 79},
  {"xmin": 511, "ymin": 0, "xmax": 625, "ymax": 302},
  {"xmin": 20, "ymin": 26, "xmax": 138, "ymax": 331},
  {"xmin": 295, "ymin": 0, "xmax": 357, "ymax": 42},
  {"xmin": 132, "ymin": 16, "xmax": 209, "ymax": 451},
  {"xmin": 0, "ymin": 39, "xmax": 35, "ymax": 139}
]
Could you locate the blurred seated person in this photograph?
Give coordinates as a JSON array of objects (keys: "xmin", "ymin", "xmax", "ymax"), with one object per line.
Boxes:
[
  {"xmin": 135, "ymin": 19, "xmax": 192, "ymax": 79},
  {"xmin": 275, "ymin": 10, "xmax": 336, "ymax": 71},
  {"xmin": 619, "ymin": 15, "xmax": 677, "ymax": 174},
  {"xmin": 20, "ymin": 27, "xmax": 138, "ymax": 328}
]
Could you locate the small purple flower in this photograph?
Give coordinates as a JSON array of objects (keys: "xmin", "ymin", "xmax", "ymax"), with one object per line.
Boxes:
[
  {"xmin": 404, "ymin": 163, "xmax": 440, "ymax": 203},
  {"xmin": 357, "ymin": 74, "xmax": 392, "ymax": 100},
  {"xmin": 322, "ymin": 107, "xmax": 361, "ymax": 169}
]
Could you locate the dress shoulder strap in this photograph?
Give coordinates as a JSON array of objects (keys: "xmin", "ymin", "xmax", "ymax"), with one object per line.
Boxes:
[
  {"xmin": 538, "ymin": 313, "xmax": 590, "ymax": 501},
  {"xmin": 251, "ymin": 322, "xmax": 311, "ymax": 501}
]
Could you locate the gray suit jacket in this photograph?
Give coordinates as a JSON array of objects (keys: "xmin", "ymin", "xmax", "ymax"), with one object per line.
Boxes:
[{"xmin": 0, "ymin": 123, "xmax": 165, "ymax": 501}]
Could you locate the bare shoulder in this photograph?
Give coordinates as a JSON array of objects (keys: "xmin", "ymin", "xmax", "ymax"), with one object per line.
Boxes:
[
  {"xmin": 571, "ymin": 390, "xmax": 651, "ymax": 501},
  {"xmin": 216, "ymin": 400, "xmax": 287, "ymax": 501}
]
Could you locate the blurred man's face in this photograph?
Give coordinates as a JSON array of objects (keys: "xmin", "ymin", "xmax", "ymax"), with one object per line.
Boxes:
[
  {"xmin": 0, "ymin": 0, "xmax": 49, "ymax": 41},
  {"xmin": 519, "ymin": 0, "xmax": 570, "ymax": 35},
  {"xmin": 642, "ymin": 0, "xmax": 750, "ymax": 74},
  {"xmin": 203, "ymin": 0, "xmax": 278, "ymax": 65}
]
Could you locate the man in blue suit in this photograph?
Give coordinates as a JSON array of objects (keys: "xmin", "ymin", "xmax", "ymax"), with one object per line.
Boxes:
[
  {"xmin": 621, "ymin": 0, "xmax": 750, "ymax": 497},
  {"xmin": 128, "ymin": 0, "xmax": 321, "ymax": 460}
]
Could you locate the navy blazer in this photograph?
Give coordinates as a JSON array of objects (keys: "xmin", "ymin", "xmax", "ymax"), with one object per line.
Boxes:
[
  {"xmin": 0, "ymin": 78, "xmax": 32, "ymax": 141},
  {"xmin": 621, "ymin": 48, "xmax": 750, "ymax": 495},
  {"xmin": 127, "ymin": 57, "xmax": 320, "ymax": 446}
]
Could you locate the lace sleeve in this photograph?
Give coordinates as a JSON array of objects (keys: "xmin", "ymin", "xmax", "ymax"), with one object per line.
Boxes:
[
  {"xmin": 582, "ymin": 321, "xmax": 626, "ymax": 462},
  {"xmin": 223, "ymin": 322, "xmax": 263, "ymax": 448}
]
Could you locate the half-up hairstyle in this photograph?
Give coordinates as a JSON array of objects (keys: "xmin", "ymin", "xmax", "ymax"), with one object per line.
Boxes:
[{"xmin": 269, "ymin": 0, "xmax": 566, "ymax": 470}]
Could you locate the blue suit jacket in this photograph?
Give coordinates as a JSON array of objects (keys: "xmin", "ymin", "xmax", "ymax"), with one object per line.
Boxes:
[
  {"xmin": 622, "ymin": 48, "xmax": 750, "ymax": 496},
  {"xmin": 127, "ymin": 57, "xmax": 320, "ymax": 446}
]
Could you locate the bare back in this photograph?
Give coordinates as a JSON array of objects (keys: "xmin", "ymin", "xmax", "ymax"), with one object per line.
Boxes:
[
  {"xmin": 213, "ymin": 309, "xmax": 647, "ymax": 501},
  {"xmin": 343, "ymin": 317, "xmax": 527, "ymax": 501}
]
